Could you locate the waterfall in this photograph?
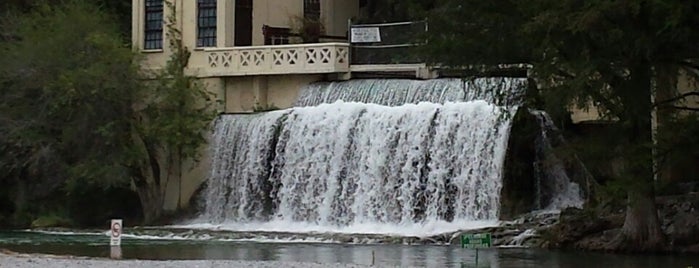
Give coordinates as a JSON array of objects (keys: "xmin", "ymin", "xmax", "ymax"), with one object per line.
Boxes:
[
  {"xmin": 200, "ymin": 100, "xmax": 517, "ymax": 234},
  {"xmin": 531, "ymin": 110, "xmax": 584, "ymax": 210},
  {"xmin": 295, "ymin": 78, "xmax": 527, "ymax": 107},
  {"xmin": 203, "ymin": 111, "xmax": 291, "ymax": 222}
]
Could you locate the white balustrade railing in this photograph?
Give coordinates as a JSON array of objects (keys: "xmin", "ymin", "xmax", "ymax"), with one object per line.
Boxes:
[{"xmin": 202, "ymin": 43, "xmax": 349, "ymax": 76}]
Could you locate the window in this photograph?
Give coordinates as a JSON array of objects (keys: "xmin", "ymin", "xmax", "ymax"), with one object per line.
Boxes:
[
  {"xmin": 263, "ymin": 25, "xmax": 290, "ymax": 45},
  {"xmin": 304, "ymin": 0, "xmax": 320, "ymax": 20},
  {"xmin": 144, "ymin": 0, "xmax": 163, "ymax": 50},
  {"xmin": 197, "ymin": 0, "xmax": 217, "ymax": 47}
]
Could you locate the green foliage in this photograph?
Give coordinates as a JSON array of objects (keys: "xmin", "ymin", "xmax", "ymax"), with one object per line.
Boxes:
[
  {"xmin": 423, "ymin": 0, "xmax": 699, "ymax": 181},
  {"xmin": 422, "ymin": 0, "xmax": 699, "ymax": 249},
  {"xmin": 1, "ymin": 0, "xmax": 132, "ymax": 41},
  {"xmin": 656, "ymin": 114, "xmax": 699, "ymax": 184},
  {"xmin": 0, "ymin": 0, "xmax": 142, "ymax": 227},
  {"xmin": 65, "ymin": 177, "xmax": 142, "ymax": 226},
  {"xmin": 0, "ymin": 0, "xmax": 216, "ymax": 226},
  {"xmin": 152, "ymin": 0, "xmax": 215, "ymax": 167},
  {"xmin": 290, "ymin": 15, "xmax": 326, "ymax": 43},
  {"xmin": 424, "ymin": 0, "xmax": 699, "ymax": 107},
  {"xmin": 421, "ymin": 0, "xmax": 531, "ymax": 66},
  {"xmin": 31, "ymin": 214, "xmax": 72, "ymax": 228},
  {"xmin": 356, "ymin": 0, "xmax": 434, "ymax": 23},
  {"xmin": 128, "ymin": 1, "xmax": 217, "ymax": 220},
  {"xmin": 0, "ymin": 0, "xmax": 140, "ymax": 191}
]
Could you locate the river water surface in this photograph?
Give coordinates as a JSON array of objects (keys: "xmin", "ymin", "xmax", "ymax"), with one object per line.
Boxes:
[{"xmin": 1, "ymin": 230, "xmax": 697, "ymax": 267}]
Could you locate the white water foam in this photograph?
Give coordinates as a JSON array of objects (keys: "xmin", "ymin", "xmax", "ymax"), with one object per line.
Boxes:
[
  {"xmin": 24, "ymin": 229, "xmax": 340, "ymax": 244},
  {"xmin": 295, "ymin": 78, "xmax": 526, "ymax": 107},
  {"xmin": 199, "ymin": 100, "xmax": 516, "ymax": 237},
  {"xmin": 531, "ymin": 111, "xmax": 584, "ymax": 210},
  {"xmin": 176, "ymin": 219, "xmax": 499, "ymax": 237}
]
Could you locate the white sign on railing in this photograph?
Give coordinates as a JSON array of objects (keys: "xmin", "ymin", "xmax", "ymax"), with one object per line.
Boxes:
[{"xmin": 351, "ymin": 27, "xmax": 381, "ymax": 43}]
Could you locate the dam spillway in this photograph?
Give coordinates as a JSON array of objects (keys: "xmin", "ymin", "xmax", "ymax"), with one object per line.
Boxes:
[{"xmin": 195, "ymin": 77, "xmax": 578, "ymax": 236}]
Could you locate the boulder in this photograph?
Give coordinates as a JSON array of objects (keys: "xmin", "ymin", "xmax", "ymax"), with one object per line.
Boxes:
[
  {"xmin": 541, "ymin": 207, "xmax": 622, "ymax": 249},
  {"xmin": 657, "ymin": 192, "xmax": 699, "ymax": 247}
]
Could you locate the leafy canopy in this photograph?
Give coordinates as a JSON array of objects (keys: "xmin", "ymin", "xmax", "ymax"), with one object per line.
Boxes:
[{"xmin": 0, "ymin": 0, "xmax": 140, "ymax": 191}]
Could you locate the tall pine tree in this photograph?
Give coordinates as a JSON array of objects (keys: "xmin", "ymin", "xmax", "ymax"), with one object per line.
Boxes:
[{"xmin": 424, "ymin": 0, "xmax": 699, "ymax": 251}]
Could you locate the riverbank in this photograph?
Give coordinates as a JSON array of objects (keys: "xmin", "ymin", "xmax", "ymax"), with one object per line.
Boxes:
[
  {"xmin": 543, "ymin": 192, "xmax": 699, "ymax": 253},
  {"xmin": 0, "ymin": 250, "xmax": 378, "ymax": 268}
]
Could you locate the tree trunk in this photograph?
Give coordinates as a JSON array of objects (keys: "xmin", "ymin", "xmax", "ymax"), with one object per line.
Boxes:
[
  {"xmin": 608, "ymin": 63, "xmax": 666, "ymax": 252},
  {"xmin": 135, "ymin": 185, "xmax": 163, "ymax": 224},
  {"xmin": 130, "ymin": 134, "xmax": 165, "ymax": 225},
  {"xmin": 615, "ymin": 186, "xmax": 665, "ymax": 251},
  {"xmin": 176, "ymin": 149, "xmax": 182, "ymax": 210}
]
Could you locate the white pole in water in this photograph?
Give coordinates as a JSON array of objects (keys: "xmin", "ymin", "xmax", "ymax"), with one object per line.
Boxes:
[{"xmin": 110, "ymin": 219, "xmax": 122, "ymax": 259}]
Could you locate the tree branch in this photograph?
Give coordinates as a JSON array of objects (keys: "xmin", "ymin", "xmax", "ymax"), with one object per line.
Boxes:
[
  {"xmin": 671, "ymin": 105, "xmax": 699, "ymax": 112},
  {"xmin": 655, "ymin": 91, "xmax": 699, "ymax": 106},
  {"xmin": 590, "ymin": 63, "xmax": 629, "ymax": 118},
  {"xmin": 679, "ymin": 59, "xmax": 699, "ymax": 72}
]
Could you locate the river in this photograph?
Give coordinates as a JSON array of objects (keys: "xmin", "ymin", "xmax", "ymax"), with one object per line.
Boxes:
[{"xmin": 1, "ymin": 230, "xmax": 697, "ymax": 267}]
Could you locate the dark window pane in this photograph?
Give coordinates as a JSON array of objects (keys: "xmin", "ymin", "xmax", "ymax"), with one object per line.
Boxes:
[
  {"xmin": 144, "ymin": 0, "xmax": 163, "ymax": 49},
  {"xmin": 197, "ymin": 0, "xmax": 217, "ymax": 47},
  {"xmin": 304, "ymin": 0, "xmax": 320, "ymax": 20}
]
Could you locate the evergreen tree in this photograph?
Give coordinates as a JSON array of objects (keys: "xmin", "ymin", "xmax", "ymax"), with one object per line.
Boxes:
[{"xmin": 424, "ymin": 0, "xmax": 699, "ymax": 251}]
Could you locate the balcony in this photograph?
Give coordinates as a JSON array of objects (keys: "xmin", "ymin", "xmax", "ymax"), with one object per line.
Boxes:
[{"xmin": 192, "ymin": 42, "xmax": 350, "ymax": 77}]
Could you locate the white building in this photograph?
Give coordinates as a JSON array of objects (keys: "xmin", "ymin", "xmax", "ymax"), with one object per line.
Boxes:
[{"xmin": 132, "ymin": 0, "xmax": 433, "ymax": 115}]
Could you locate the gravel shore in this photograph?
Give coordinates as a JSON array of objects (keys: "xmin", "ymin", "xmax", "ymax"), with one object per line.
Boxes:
[{"xmin": 0, "ymin": 252, "xmax": 378, "ymax": 268}]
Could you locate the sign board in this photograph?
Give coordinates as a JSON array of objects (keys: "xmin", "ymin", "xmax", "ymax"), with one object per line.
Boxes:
[
  {"xmin": 110, "ymin": 219, "xmax": 122, "ymax": 246},
  {"xmin": 461, "ymin": 233, "xmax": 491, "ymax": 249},
  {"xmin": 351, "ymin": 27, "xmax": 381, "ymax": 43}
]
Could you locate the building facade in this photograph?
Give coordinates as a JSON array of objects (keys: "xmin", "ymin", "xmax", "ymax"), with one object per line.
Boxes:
[
  {"xmin": 131, "ymin": 0, "xmax": 364, "ymax": 210},
  {"xmin": 132, "ymin": 0, "xmax": 360, "ymax": 113}
]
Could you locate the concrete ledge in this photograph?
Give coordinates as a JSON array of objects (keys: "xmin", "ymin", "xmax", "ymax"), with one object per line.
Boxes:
[{"xmin": 349, "ymin": 64, "xmax": 437, "ymax": 79}]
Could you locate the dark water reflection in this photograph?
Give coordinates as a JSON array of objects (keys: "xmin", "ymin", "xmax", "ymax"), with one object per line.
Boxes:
[{"xmin": 1, "ymin": 231, "xmax": 697, "ymax": 267}]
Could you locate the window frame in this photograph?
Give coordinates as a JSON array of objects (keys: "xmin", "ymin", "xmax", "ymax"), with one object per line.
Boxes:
[
  {"xmin": 263, "ymin": 25, "xmax": 291, "ymax": 45},
  {"xmin": 144, "ymin": 0, "xmax": 164, "ymax": 50},
  {"xmin": 304, "ymin": 0, "xmax": 320, "ymax": 20},
  {"xmin": 197, "ymin": 0, "xmax": 217, "ymax": 47}
]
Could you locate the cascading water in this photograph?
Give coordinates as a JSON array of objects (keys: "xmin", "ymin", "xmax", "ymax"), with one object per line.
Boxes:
[
  {"xmin": 531, "ymin": 110, "xmax": 585, "ymax": 210},
  {"xmin": 194, "ymin": 77, "xmax": 584, "ymax": 239},
  {"xmin": 204, "ymin": 111, "xmax": 292, "ymax": 222},
  {"xmin": 295, "ymin": 77, "xmax": 526, "ymax": 107},
  {"xmin": 200, "ymin": 100, "xmax": 517, "ymax": 235}
]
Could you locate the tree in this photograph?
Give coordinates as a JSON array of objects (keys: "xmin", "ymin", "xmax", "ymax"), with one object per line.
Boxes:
[
  {"xmin": 0, "ymin": 0, "xmax": 142, "ymax": 224},
  {"xmin": 357, "ymin": 0, "xmax": 435, "ymax": 23},
  {"xmin": 127, "ymin": 1, "xmax": 216, "ymax": 223},
  {"xmin": 0, "ymin": 0, "xmax": 132, "ymax": 40},
  {"xmin": 423, "ymin": 0, "xmax": 699, "ymax": 251},
  {"xmin": 0, "ymin": 0, "xmax": 215, "ymax": 225}
]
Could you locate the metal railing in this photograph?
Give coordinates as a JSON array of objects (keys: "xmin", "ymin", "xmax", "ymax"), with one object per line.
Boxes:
[{"xmin": 349, "ymin": 20, "xmax": 427, "ymax": 65}]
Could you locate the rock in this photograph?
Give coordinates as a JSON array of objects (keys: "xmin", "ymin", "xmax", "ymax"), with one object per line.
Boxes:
[
  {"xmin": 574, "ymin": 228, "xmax": 619, "ymax": 250},
  {"xmin": 683, "ymin": 243, "xmax": 699, "ymax": 254},
  {"xmin": 540, "ymin": 192, "xmax": 699, "ymax": 252},
  {"xmin": 31, "ymin": 215, "xmax": 72, "ymax": 228},
  {"xmin": 446, "ymin": 210, "xmax": 563, "ymax": 247},
  {"xmin": 668, "ymin": 211, "xmax": 699, "ymax": 246},
  {"xmin": 541, "ymin": 207, "xmax": 620, "ymax": 249},
  {"xmin": 656, "ymin": 192, "xmax": 699, "ymax": 248},
  {"xmin": 500, "ymin": 110, "xmax": 539, "ymax": 220}
]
